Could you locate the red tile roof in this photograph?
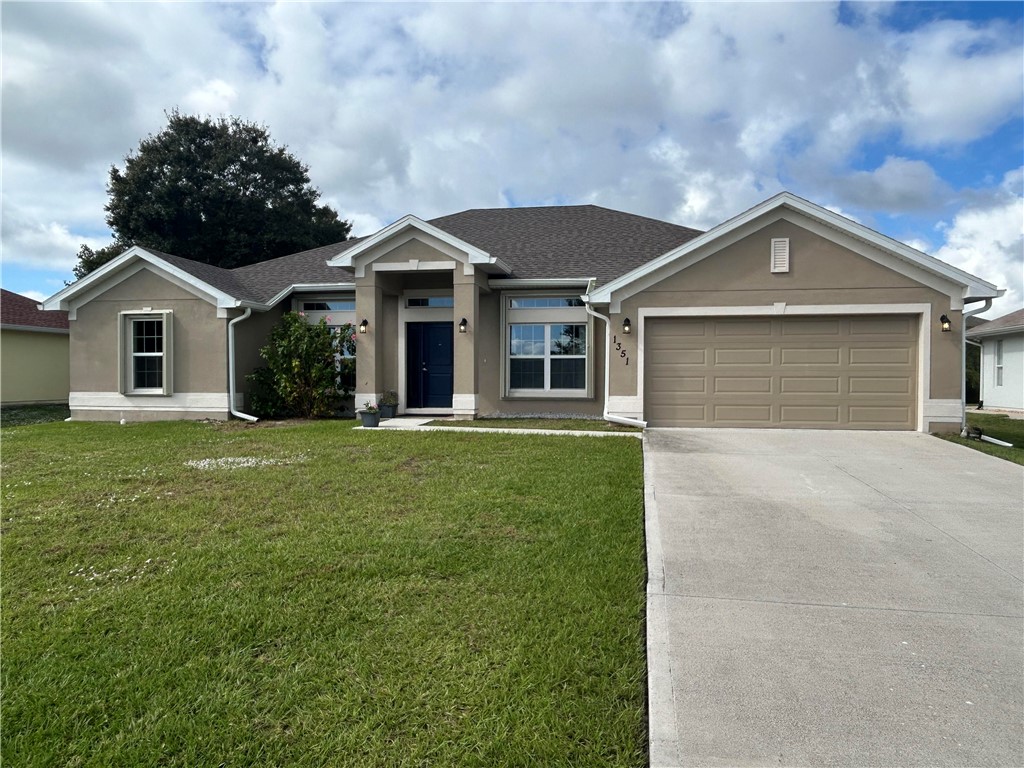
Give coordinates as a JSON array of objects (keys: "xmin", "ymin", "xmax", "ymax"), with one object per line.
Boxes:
[{"xmin": 1, "ymin": 288, "xmax": 69, "ymax": 331}]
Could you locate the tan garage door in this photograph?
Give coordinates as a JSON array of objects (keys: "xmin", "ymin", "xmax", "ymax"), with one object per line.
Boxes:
[{"xmin": 644, "ymin": 315, "xmax": 918, "ymax": 429}]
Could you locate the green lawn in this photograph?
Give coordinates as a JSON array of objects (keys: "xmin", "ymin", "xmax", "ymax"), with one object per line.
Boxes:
[
  {"xmin": 425, "ymin": 417, "xmax": 641, "ymax": 432},
  {"xmin": 1, "ymin": 420, "xmax": 647, "ymax": 766},
  {"xmin": 0, "ymin": 404, "xmax": 70, "ymax": 426},
  {"xmin": 938, "ymin": 411, "xmax": 1024, "ymax": 466}
]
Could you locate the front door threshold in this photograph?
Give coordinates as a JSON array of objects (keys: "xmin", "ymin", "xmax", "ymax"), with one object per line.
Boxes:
[{"xmin": 402, "ymin": 408, "xmax": 453, "ymax": 416}]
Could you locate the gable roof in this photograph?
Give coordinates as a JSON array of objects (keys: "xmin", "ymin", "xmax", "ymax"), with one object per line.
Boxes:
[
  {"xmin": 1, "ymin": 288, "xmax": 69, "ymax": 332},
  {"xmin": 430, "ymin": 205, "xmax": 702, "ymax": 284},
  {"xmin": 967, "ymin": 308, "xmax": 1024, "ymax": 339},
  {"xmin": 587, "ymin": 192, "xmax": 1002, "ymax": 308}
]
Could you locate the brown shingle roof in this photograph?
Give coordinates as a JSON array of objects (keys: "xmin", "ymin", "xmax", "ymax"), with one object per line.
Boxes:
[
  {"xmin": 120, "ymin": 205, "xmax": 704, "ymax": 305},
  {"xmin": 1, "ymin": 288, "xmax": 69, "ymax": 330},
  {"xmin": 967, "ymin": 308, "xmax": 1024, "ymax": 338},
  {"xmin": 429, "ymin": 205, "xmax": 702, "ymax": 284}
]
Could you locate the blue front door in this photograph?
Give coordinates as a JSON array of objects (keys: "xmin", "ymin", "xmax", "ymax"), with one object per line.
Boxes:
[{"xmin": 407, "ymin": 322, "xmax": 454, "ymax": 409}]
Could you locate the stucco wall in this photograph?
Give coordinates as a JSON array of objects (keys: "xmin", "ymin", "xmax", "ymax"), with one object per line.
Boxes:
[
  {"xmin": 609, "ymin": 219, "xmax": 961, "ymax": 418},
  {"xmin": 0, "ymin": 329, "xmax": 70, "ymax": 404},
  {"xmin": 70, "ymin": 267, "xmax": 229, "ymax": 420},
  {"xmin": 980, "ymin": 333, "xmax": 1024, "ymax": 410}
]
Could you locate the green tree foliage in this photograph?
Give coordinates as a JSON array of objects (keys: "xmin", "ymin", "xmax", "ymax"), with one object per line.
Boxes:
[
  {"xmin": 247, "ymin": 313, "xmax": 356, "ymax": 419},
  {"xmin": 966, "ymin": 341, "xmax": 981, "ymax": 404},
  {"xmin": 74, "ymin": 110, "xmax": 351, "ymax": 277}
]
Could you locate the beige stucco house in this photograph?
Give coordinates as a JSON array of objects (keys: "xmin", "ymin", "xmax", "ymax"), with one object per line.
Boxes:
[
  {"xmin": 42, "ymin": 192, "xmax": 1002, "ymax": 431},
  {"xmin": 1, "ymin": 288, "xmax": 70, "ymax": 405}
]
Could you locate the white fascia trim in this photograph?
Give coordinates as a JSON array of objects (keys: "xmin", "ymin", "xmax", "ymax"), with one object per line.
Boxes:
[
  {"xmin": 43, "ymin": 246, "xmax": 245, "ymax": 313},
  {"xmin": 635, "ymin": 303, "xmax": 933, "ymax": 432},
  {"xmin": 489, "ymin": 278, "xmax": 594, "ymax": 289},
  {"xmin": 589, "ymin": 191, "xmax": 1000, "ymax": 306},
  {"xmin": 967, "ymin": 325, "xmax": 1024, "ymax": 340},
  {"xmin": 327, "ymin": 215, "xmax": 497, "ymax": 269},
  {"xmin": 70, "ymin": 391, "xmax": 229, "ymax": 410},
  {"xmin": 263, "ymin": 283, "xmax": 355, "ymax": 308},
  {"xmin": 0, "ymin": 324, "xmax": 69, "ymax": 335}
]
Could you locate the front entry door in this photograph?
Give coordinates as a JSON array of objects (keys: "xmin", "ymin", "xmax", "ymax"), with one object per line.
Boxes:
[{"xmin": 406, "ymin": 322, "xmax": 454, "ymax": 409}]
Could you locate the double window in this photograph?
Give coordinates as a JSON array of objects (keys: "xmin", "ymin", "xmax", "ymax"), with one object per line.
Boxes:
[
  {"xmin": 120, "ymin": 311, "xmax": 172, "ymax": 395},
  {"xmin": 506, "ymin": 296, "xmax": 590, "ymax": 397}
]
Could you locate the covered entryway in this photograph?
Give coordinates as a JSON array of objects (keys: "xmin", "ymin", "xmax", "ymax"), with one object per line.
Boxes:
[
  {"xmin": 644, "ymin": 315, "xmax": 918, "ymax": 429},
  {"xmin": 406, "ymin": 321, "xmax": 454, "ymax": 409}
]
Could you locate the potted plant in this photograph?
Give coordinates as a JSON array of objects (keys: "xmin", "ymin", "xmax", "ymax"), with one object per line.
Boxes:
[
  {"xmin": 379, "ymin": 390, "xmax": 399, "ymax": 419},
  {"xmin": 359, "ymin": 401, "xmax": 380, "ymax": 428}
]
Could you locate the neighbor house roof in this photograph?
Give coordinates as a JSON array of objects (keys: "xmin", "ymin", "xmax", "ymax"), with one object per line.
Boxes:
[
  {"xmin": 1, "ymin": 288, "xmax": 69, "ymax": 332},
  {"xmin": 967, "ymin": 308, "xmax": 1024, "ymax": 339}
]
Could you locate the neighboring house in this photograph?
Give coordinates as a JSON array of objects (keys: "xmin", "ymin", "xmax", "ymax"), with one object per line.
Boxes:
[
  {"xmin": 967, "ymin": 308, "xmax": 1024, "ymax": 411},
  {"xmin": 1, "ymin": 288, "xmax": 70, "ymax": 405},
  {"xmin": 42, "ymin": 192, "xmax": 1002, "ymax": 432}
]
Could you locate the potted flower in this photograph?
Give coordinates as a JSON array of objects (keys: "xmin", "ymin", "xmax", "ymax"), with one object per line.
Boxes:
[
  {"xmin": 359, "ymin": 401, "xmax": 380, "ymax": 428},
  {"xmin": 379, "ymin": 390, "xmax": 399, "ymax": 419}
]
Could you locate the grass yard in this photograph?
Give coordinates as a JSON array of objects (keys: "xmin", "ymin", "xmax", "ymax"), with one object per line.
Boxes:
[
  {"xmin": 938, "ymin": 411, "xmax": 1024, "ymax": 466},
  {"xmin": 1, "ymin": 419, "xmax": 647, "ymax": 766},
  {"xmin": 0, "ymin": 404, "xmax": 70, "ymax": 427},
  {"xmin": 425, "ymin": 417, "xmax": 641, "ymax": 432}
]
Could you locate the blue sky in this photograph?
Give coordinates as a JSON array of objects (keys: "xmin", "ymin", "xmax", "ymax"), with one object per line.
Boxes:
[{"xmin": 2, "ymin": 1, "xmax": 1022, "ymax": 316}]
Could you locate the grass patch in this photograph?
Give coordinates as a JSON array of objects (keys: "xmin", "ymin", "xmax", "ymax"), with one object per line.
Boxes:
[
  {"xmin": 0, "ymin": 404, "xmax": 70, "ymax": 426},
  {"xmin": 937, "ymin": 411, "xmax": 1024, "ymax": 466},
  {"xmin": 426, "ymin": 417, "xmax": 641, "ymax": 432},
  {"xmin": 1, "ymin": 419, "xmax": 647, "ymax": 766}
]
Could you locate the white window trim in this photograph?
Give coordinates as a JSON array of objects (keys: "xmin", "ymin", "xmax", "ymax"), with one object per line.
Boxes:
[
  {"xmin": 995, "ymin": 339, "xmax": 1004, "ymax": 387},
  {"xmin": 502, "ymin": 293, "xmax": 593, "ymax": 399},
  {"xmin": 118, "ymin": 310, "xmax": 173, "ymax": 396}
]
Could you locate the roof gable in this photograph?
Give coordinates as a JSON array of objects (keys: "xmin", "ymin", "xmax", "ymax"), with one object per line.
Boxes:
[{"xmin": 587, "ymin": 192, "xmax": 1002, "ymax": 311}]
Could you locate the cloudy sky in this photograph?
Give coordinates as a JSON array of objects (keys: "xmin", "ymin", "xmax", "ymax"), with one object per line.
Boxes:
[{"xmin": 3, "ymin": 1, "xmax": 1022, "ymax": 316}]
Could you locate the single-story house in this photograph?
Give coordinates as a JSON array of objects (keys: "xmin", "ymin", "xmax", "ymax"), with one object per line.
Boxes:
[
  {"xmin": 1, "ymin": 288, "xmax": 70, "ymax": 405},
  {"xmin": 967, "ymin": 308, "xmax": 1024, "ymax": 411},
  {"xmin": 42, "ymin": 192, "xmax": 1002, "ymax": 432}
]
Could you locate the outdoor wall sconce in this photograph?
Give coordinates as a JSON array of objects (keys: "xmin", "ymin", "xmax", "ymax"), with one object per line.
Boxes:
[
  {"xmin": 939, "ymin": 314, "xmax": 951, "ymax": 332},
  {"xmin": 622, "ymin": 317, "xmax": 632, "ymax": 335},
  {"xmin": 459, "ymin": 318, "xmax": 468, "ymax": 334},
  {"xmin": 358, "ymin": 319, "xmax": 369, "ymax": 334}
]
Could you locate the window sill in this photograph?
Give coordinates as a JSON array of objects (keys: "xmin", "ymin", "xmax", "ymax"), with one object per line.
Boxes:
[{"xmin": 504, "ymin": 391, "xmax": 593, "ymax": 401}]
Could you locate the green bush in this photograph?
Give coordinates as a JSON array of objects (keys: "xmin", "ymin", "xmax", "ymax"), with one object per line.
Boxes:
[{"xmin": 247, "ymin": 312, "xmax": 345, "ymax": 419}]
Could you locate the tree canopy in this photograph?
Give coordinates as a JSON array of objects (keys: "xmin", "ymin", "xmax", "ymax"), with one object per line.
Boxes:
[{"xmin": 73, "ymin": 111, "xmax": 351, "ymax": 279}]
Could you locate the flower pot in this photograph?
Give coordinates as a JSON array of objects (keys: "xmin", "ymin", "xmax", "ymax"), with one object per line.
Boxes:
[
  {"xmin": 379, "ymin": 404, "xmax": 397, "ymax": 419},
  {"xmin": 359, "ymin": 411, "xmax": 380, "ymax": 428}
]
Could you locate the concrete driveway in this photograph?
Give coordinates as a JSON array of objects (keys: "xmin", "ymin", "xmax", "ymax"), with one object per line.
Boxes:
[{"xmin": 644, "ymin": 429, "xmax": 1024, "ymax": 767}]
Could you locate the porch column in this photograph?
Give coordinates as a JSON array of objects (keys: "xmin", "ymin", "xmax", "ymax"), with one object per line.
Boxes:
[
  {"xmin": 452, "ymin": 270, "xmax": 482, "ymax": 419},
  {"xmin": 354, "ymin": 279, "xmax": 384, "ymax": 409}
]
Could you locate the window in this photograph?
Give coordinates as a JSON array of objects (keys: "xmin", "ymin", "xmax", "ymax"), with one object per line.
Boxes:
[
  {"xmin": 407, "ymin": 296, "xmax": 454, "ymax": 308},
  {"xmin": 505, "ymin": 295, "xmax": 589, "ymax": 396},
  {"xmin": 996, "ymin": 339, "xmax": 1004, "ymax": 387},
  {"xmin": 121, "ymin": 312, "xmax": 172, "ymax": 395},
  {"xmin": 303, "ymin": 300, "xmax": 355, "ymax": 311}
]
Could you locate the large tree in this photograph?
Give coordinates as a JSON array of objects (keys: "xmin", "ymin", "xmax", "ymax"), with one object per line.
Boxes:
[{"xmin": 73, "ymin": 111, "xmax": 351, "ymax": 278}]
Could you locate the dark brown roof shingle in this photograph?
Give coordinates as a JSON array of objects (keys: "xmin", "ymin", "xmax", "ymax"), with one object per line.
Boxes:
[{"xmin": 1, "ymin": 288, "xmax": 69, "ymax": 330}]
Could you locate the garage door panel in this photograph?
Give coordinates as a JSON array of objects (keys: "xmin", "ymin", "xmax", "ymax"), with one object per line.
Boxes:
[{"xmin": 645, "ymin": 315, "xmax": 917, "ymax": 430}]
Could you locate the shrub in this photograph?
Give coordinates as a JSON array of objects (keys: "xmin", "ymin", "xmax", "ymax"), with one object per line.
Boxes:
[{"xmin": 248, "ymin": 312, "xmax": 340, "ymax": 419}]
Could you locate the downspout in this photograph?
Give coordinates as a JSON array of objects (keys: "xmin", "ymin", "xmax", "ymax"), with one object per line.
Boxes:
[
  {"xmin": 228, "ymin": 307, "xmax": 259, "ymax": 422},
  {"xmin": 960, "ymin": 298, "xmax": 992, "ymax": 435},
  {"xmin": 584, "ymin": 283, "xmax": 647, "ymax": 428}
]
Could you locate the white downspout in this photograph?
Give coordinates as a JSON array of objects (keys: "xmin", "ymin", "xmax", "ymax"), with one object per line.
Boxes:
[
  {"xmin": 228, "ymin": 307, "xmax": 259, "ymax": 422},
  {"xmin": 584, "ymin": 285, "xmax": 647, "ymax": 428},
  {"xmin": 960, "ymin": 298, "xmax": 992, "ymax": 435}
]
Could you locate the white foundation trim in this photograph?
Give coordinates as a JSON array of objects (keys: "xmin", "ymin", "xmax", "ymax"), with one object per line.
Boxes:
[
  {"xmin": 923, "ymin": 399, "xmax": 963, "ymax": 422},
  {"xmin": 452, "ymin": 394, "xmax": 478, "ymax": 415},
  {"xmin": 635, "ymin": 303, "xmax": 934, "ymax": 432},
  {"xmin": 355, "ymin": 392, "xmax": 380, "ymax": 409},
  {"xmin": 606, "ymin": 395, "xmax": 643, "ymax": 420},
  {"xmin": 70, "ymin": 391, "xmax": 229, "ymax": 411}
]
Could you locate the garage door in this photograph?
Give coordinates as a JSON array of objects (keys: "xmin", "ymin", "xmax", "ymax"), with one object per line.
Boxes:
[{"xmin": 644, "ymin": 315, "xmax": 918, "ymax": 429}]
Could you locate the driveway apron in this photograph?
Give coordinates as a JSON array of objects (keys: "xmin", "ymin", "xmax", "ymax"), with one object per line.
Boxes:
[{"xmin": 644, "ymin": 429, "xmax": 1024, "ymax": 767}]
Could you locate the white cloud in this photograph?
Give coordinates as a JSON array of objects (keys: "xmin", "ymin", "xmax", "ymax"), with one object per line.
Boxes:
[
  {"xmin": 838, "ymin": 156, "xmax": 950, "ymax": 212},
  {"xmin": 933, "ymin": 169, "xmax": 1024, "ymax": 317}
]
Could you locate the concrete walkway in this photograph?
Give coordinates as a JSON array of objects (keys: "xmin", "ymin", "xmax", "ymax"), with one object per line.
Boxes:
[
  {"xmin": 360, "ymin": 417, "xmax": 642, "ymax": 438},
  {"xmin": 644, "ymin": 429, "xmax": 1024, "ymax": 767}
]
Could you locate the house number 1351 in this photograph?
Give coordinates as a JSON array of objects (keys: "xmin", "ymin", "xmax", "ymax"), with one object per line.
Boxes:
[{"xmin": 612, "ymin": 335, "xmax": 630, "ymax": 366}]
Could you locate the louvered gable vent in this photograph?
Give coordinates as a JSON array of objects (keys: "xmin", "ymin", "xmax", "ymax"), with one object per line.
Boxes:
[{"xmin": 770, "ymin": 238, "xmax": 790, "ymax": 273}]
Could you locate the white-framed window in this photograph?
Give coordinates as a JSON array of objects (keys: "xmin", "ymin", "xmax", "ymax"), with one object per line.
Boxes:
[
  {"xmin": 119, "ymin": 311, "xmax": 173, "ymax": 395},
  {"xmin": 504, "ymin": 295, "xmax": 590, "ymax": 397},
  {"xmin": 995, "ymin": 339, "xmax": 1004, "ymax": 387}
]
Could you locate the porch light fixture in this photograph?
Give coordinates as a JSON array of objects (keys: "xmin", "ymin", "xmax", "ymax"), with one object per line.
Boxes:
[
  {"xmin": 622, "ymin": 317, "xmax": 632, "ymax": 335},
  {"xmin": 358, "ymin": 318, "xmax": 369, "ymax": 334},
  {"xmin": 939, "ymin": 314, "xmax": 951, "ymax": 332},
  {"xmin": 459, "ymin": 317, "xmax": 468, "ymax": 334}
]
